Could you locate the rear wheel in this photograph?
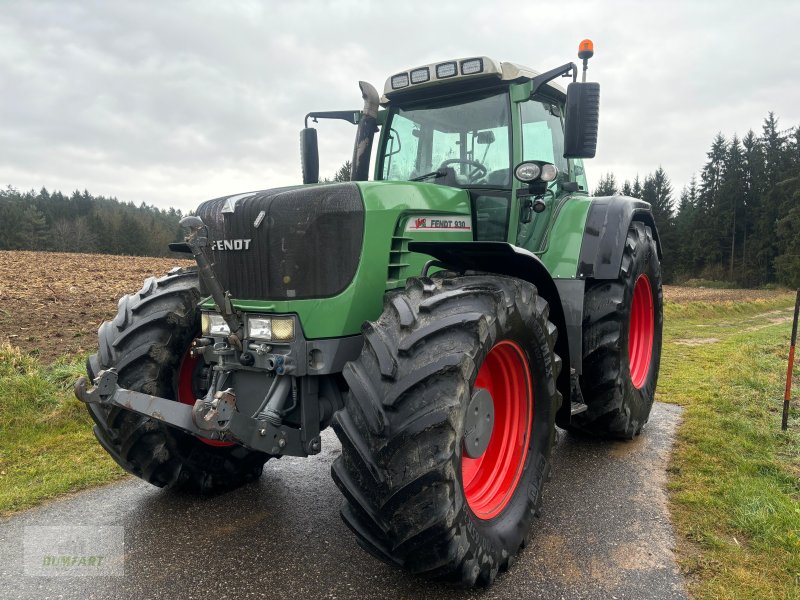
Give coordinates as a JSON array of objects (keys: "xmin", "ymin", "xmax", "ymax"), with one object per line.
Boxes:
[
  {"xmin": 86, "ymin": 268, "xmax": 269, "ymax": 492},
  {"xmin": 331, "ymin": 275, "xmax": 561, "ymax": 586},
  {"xmin": 573, "ymin": 221, "xmax": 663, "ymax": 439}
]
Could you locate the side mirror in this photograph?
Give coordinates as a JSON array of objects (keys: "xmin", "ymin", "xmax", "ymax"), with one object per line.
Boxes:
[
  {"xmin": 476, "ymin": 130, "xmax": 495, "ymax": 144},
  {"xmin": 563, "ymin": 82, "xmax": 600, "ymax": 159},
  {"xmin": 300, "ymin": 128, "xmax": 319, "ymax": 184}
]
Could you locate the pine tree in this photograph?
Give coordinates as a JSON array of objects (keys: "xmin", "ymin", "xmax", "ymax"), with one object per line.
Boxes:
[
  {"xmin": 720, "ymin": 135, "xmax": 746, "ymax": 280},
  {"xmin": 648, "ymin": 167, "xmax": 674, "ymax": 225},
  {"xmin": 333, "ymin": 160, "xmax": 352, "ymax": 182},
  {"xmin": 631, "ymin": 175, "xmax": 643, "ymax": 198},
  {"xmin": 696, "ymin": 134, "xmax": 728, "ymax": 273},
  {"xmin": 593, "ymin": 172, "xmax": 618, "ymax": 196},
  {"xmin": 674, "ymin": 176, "xmax": 699, "ymax": 278},
  {"xmin": 773, "ymin": 125, "xmax": 800, "ymax": 286},
  {"xmin": 740, "ymin": 130, "xmax": 764, "ymax": 282},
  {"xmin": 761, "ymin": 112, "xmax": 786, "ymax": 187},
  {"xmin": 639, "ymin": 168, "xmax": 674, "ymax": 281},
  {"xmin": 0, "ymin": 188, "xmax": 48, "ymax": 250},
  {"xmin": 751, "ymin": 114, "xmax": 789, "ymax": 283},
  {"xmin": 322, "ymin": 161, "xmax": 353, "ymax": 183},
  {"xmin": 774, "ymin": 180, "xmax": 800, "ymax": 287}
]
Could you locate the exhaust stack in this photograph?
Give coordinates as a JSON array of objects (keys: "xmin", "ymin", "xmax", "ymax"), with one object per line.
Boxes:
[{"xmin": 350, "ymin": 81, "xmax": 379, "ymax": 182}]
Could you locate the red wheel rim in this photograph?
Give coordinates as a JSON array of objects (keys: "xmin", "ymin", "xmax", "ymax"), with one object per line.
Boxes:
[
  {"xmin": 177, "ymin": 352, "xmax": 234, "ymax": 447},
  {"xmin": 461, "ymin": 340, "xmax": 533, "ymax": 520},
  {"xmin": 628, "ymin": 274, "xmax": 655, "ymax": 389}
]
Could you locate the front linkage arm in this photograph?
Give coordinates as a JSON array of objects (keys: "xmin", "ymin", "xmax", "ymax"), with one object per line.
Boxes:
[
  {"xmin": 74, "ymin": 369, "xmax": 309, "ymax": 456},
  {"xmin": 179, "ymin": 215, "xmax": 244, "ymax": 349}
]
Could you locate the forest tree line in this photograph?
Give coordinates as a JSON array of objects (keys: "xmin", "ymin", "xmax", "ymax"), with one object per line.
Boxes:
[
  {"xmin": 594, "ymin": 113, "xmax": 800, "ymax": 287},
  {"xmin": 0, "ymin": 186, "xmax": 184, "ymax": 256},
  {"xmin": 0, "ymin": 186, "xmax": 191, "ymax": 256},
  {"xmin": 0, "ymin": 163, "xmax": 354, "ymax": 258}
]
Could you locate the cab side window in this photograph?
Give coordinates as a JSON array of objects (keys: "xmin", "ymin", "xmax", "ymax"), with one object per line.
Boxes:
[
  {"xmin": 520, "ymin": 99, "xmax": 567, "ymax": 175},
  {"xmin": 570, "ymin": 158, "xmax": 589, "ymax": 193},
  {"xmin": 381, "ymin": 113, "xmax": 420, "ymax": 181}
]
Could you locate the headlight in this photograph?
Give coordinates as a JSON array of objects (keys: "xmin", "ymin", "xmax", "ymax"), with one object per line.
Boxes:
[
  {"xmin": 247, "ymin": 316, "xmax": 295, "ymax": 342},
  {"xmin": 540, "ymin": 164, "xmax": 559, "ymax": 182},
  {"xmin": 515, "ymin": 162, "xmax": 541, "ymax": 182},
  {"xmin": 410, "ymin": 67, "xmax": 430, "ymax": 84},
  {"xmin": 435, "ymin": 62, "xmax": 457, "ymax": 78},
  {"xmin": 460, "ymin": 58, "xmax": 484, "ymax": 75},
  {"xmin": 390, "ymin": 73, "xmax": 409, "ymax": 90},
  {"xmin": 201, "ymin": 313, "xmax": 230, "ymax": 336},
  {"xmin": 513, "ymin": 161, "xmax": 558, "ymax": 184}
]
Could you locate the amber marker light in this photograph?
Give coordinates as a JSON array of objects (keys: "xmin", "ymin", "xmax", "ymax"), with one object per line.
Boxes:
[
  {"xmin": 578, "ymin": 39, "xmax": 594, "ymax": 59},
  {"xmin": 578, "ymin": 39, "xmax": 594, "ymax": 82}
]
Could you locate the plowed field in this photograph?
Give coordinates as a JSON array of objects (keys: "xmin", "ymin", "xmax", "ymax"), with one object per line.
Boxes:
[
  {"xmin": 0, "ymin": 250, "xmax": 792, "ymax": 362},
  {"xmin": 0, "ymin": 251, "xmax": 192, "ymax": 362}
]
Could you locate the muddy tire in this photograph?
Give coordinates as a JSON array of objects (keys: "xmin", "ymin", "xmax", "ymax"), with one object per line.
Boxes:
[
  {"xmin": 85, "ymin": 268, "xmax": 269, "ymax": 493},
  {"xmin": 331, "ymin": 275, "xmax": 562, "ymax": 587},
  {"xmin": 572, "ymin": 221, "xmax": 663, "ymax": 439}
]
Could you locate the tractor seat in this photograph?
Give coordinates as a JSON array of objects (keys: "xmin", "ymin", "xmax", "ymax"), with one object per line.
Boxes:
[{"xmin": 485, "ymin": 169, "xmax": 510, "ymax": 186}]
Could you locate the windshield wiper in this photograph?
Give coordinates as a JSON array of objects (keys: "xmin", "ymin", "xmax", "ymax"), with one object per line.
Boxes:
[{"xmin": 409, "ymin": 169, "xmax": 446, "ymax": 182}]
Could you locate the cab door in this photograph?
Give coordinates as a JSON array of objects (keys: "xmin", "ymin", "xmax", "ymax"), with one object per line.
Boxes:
[{"xmin": 514, "ymin": 95, "xmax": 571, "ymax": 253}]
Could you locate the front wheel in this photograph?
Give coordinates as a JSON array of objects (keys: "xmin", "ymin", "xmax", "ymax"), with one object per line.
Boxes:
[
  {"xmin": 331, "ymin": 275, "xmax": 562, "ymax": 587},
  {"xmin": 85, "ymin": 268, "xmax": 270, "ymax": 493}
]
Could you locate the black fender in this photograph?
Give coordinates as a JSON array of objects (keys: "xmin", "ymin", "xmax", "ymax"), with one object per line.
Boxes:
[
  {"xmin": 577, "ymin": 196, "xmax": 662, "ymax": 280},
  {"xmin": 408, "ymin": 241, "xmax": 579, "ymax": 425}
]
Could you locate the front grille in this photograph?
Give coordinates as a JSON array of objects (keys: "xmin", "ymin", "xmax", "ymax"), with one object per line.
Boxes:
[{"xmin": 196, "ymin": 183, "xmax": 364, "ymax": 300}]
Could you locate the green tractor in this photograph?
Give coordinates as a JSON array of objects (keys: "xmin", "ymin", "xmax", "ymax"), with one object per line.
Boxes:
[{"xmin": 76, "ymin": 40, "xmax": 663, "ymax": 587}]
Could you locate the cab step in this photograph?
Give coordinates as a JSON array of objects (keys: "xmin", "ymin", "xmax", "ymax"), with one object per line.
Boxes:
[{"xmin": 570, "ymin": 402, "xmax": 588, "ymax": 416}]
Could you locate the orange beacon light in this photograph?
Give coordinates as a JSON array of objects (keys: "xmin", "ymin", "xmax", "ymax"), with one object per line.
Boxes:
[
  {"xmin": 578, "ymin": 39, "xmax": 594, "ymax": 82},
  {"xmin": 578, "ymin": 39, "xmax": 594, "ymax": 60}
]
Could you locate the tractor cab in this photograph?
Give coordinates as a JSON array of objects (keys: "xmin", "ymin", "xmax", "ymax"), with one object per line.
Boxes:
[
  {"xmin": 302, "ymin": 52, "xmax": 599, "ymax": 253},
  {"xmin": 377, "ymin": 58, "xmax": 589, "ymax": 248},
  {"xmin": 377, "ymin": 57, "xmax": 579, "ymax": 191}
]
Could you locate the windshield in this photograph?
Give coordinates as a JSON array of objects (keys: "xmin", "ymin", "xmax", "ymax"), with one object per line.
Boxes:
[{"xmin": 379, "ymin": 92, "xmax": 511, "ymax": 187}]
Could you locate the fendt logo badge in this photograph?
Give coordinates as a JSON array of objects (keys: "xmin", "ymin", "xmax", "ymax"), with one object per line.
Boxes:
[
  {"xmin": 211, "ymin": 239, "xmax": 252, "ymax": 251},
  {"xmin": 405, "ymin": 215, "xmax": 472, "ymax": 232}
]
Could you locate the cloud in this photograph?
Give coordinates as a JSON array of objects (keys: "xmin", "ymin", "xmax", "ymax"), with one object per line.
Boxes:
[{"xmin": 1, "ymin": 0, "xmax": 798, "ymax": 208}]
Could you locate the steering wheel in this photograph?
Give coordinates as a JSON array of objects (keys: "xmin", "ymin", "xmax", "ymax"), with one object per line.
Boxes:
[{"xmin": 438, "ymin": 158, "xmax": 488, "ymax": 183}]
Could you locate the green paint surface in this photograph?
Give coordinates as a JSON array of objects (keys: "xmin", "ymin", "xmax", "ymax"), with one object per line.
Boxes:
[
  {"xmin": 204, "ymin": 181, "xmax": 471, "ymax": 339},
  {"xmin": 201, "ymin": 180, "xmax": 595, "ymax": 335},
  {"xmin": 537, "ymin": 195, "xmax": 593, "ymax": 278}
]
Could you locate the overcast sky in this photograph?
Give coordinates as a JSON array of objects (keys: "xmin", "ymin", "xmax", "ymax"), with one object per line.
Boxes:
[{"xmin": 2, "ymin": 0, "xmax": 799, "ymax": 211}]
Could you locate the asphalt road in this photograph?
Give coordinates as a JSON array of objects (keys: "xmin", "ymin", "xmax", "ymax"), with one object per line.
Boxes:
[{"xmin": 0, "ymin": 403, "xmax": 686, "ymax": 599}]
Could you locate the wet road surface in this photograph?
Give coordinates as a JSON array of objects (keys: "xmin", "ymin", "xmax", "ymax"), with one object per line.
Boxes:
[{"xmin": 0, "ymin": 402, "xmax": 686, "ymax": 599}]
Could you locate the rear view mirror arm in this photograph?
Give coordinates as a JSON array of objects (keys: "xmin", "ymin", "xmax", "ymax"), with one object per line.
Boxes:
[
  {"xmin": 304, "ymin": 111, "xmax": 361, "ymax": 128},
  {"xmin": 529, "ymin": 62, "xmax": 577, "ymax": 97}
]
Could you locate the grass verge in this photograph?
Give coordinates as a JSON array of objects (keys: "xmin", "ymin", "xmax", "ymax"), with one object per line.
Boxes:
[
  {"xmin": 0, "ymin": 344, "xmax": 126, "ymax": 516},
  {"xmin": 659, "ymin": 293, "xmax": 800, "ymax": 599}
]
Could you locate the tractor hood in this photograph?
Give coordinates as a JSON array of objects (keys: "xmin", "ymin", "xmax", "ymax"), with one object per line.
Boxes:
[
  {"xmin": 194, "ymin": 180, "xmax": 472, "ymax": 340},
  {"xmin": 195, "ymin": 183, "xmax": 365, "ymax": 301}
]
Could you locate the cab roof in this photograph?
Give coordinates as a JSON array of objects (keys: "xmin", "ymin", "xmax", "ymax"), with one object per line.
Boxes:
[{"xmin": 381, "ymin": 56, "xmax": 567, "ymax": 105}]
